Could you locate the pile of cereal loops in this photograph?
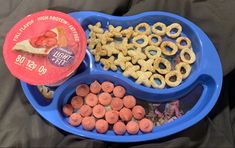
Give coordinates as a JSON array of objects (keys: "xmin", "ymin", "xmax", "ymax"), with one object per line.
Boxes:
[
  {"xmin": 87, "ymin": 22, "xmax": 196, "ymax": 88},
  {"xmin": 62, "ymin": 80, "xmax": 154, "ymax": 135}
]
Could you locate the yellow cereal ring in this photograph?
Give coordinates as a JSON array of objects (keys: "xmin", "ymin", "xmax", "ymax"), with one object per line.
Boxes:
[
  {"xmin": 132, "ymin": 34, "xmax": 149, "ymax": 48},
  {"xmin": 166, "ymin": 23, "xmax": 182, "ymax": 38},
  {"xmin": 175, "ymin": 62, "xmax": 191, "ymax": 79},
  {"xmin": 153, "ymin": 57, "xmax": 171, "ymax": 74},
  {"xmin": 180, "ymin": 48, "xmax": 196, "ymax": 64},
  {"xmin": 152, "ymin": 22, "xmax": 167, "ymax": 36},
  {"xmin": 176, "ymin": 36, "xmax": 191, "ymax": 50},
  {"xmin": 148, "ymin": 34, "xmax": 162, "ymax": 46},
  {"xmin": 150, "ymin": 74, "xmax": 166, "ymax": 89},
  {"xmin": 144, "ymin": 46, "xmax": 161, "ymax": 59},
  {"xmin": 134, "ymin": 23, "xmax": 151, "ymax": 35},
  {"xmin": 160, "ymin": 41, "xmax": 178, "ymax": 56},
  {"xmin": 165, "ymin": 70, "xmax": 183, "ymax": 87}
]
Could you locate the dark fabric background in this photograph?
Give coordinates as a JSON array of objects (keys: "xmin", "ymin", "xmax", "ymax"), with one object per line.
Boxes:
[{"xmin": 0, "ymin": 0, "xmax": 235, "ymax": 147}]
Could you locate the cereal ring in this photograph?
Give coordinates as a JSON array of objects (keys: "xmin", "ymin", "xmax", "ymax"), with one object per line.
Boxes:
[
  {"xmin": 93, "ymin": 104, "xmax": 106, "ymax": 119},
  {"xmin": 175, "ymin": 62, "xmax": 192, "ymax": 79},
  {"xmin": 176, "ymin": 36, "xmax": 191, "ymax": 50},
  {"xmin": 135, "ymin": 71, "xmax": 152, "ymax": 87},
  {"xmin": 137, "ymin": 59, "xmax": 155, "ymax": 72},
  {"xmin": 111, "ymin": 97, "xmax": 123, "ymax": 111},
  {"xmin": 153, "ymin": 57, "xmax": 171, "ymax": 74},
  {"xmin": 123, "ymin": 95, "xmax": 136, "ymax": 109},
  {"xmin": 150, "ymin": 74, "xmax": 166, "ymax": 89},
  {"xmin": 119, "ymin": 107, "xmax": 133, "ymax": 122},
  {"xmin": 132, "ymin": 35, "xmax": 149, "ymax": 48},
  {"xmin": 113, "ymin": 86, "xmax": 126, "ymax": 98},
  {"xmin": 113, "ymin": 121, "xmax": 126, "ymax": 135},
  {"xmin": 105, "ymin": 110, "xmax": 119, "ymax": 124},
  {"xmin": 85, "ymin": 93, "xmax": 98, "ymax": 107},
  {"xmin": 90, "ymin": 80, "xmax": 101, "ymax": 94},
  {"xmin": 139, "ymin": 118, "xmax": 154, "ymax": 133},
  {"xmin": 160, "ymin": 41, "xmax": 178, "ymax": 56},
  {"xmin": 148, "ymin": 34, "xmax": 162, "ymax": 46},
  {"xmin": 71, "ymin": 96, "xmax": 84, "ymax": 109},
  {"xmin": 166, "ymin": 23, "xmax": 182, "ymax": 38},
  {"xmin": 165, "ymin": 70, "xmax": 183, "ymax": 87},
  {"xmin": 152, "ymin": 22, "xmax": 167, "ymax": 36},
  {"xmin": 101, "ymin": 81, "xmax": 114, "ymax": 93},
  {"xmin": 82, "ymin": 116, "xmax": 96, "ymax": 131},
  {"xmin": 95, "ymin": 119, "xmax": 109, "ymax": 134},
  {"xmin": 62, "ymin": 104, "xmax": 73, "ymax": 116},
  {"xmin": 126, "ymin": 121, "xmax": 139, "ymax": 135},
  {"xmin": 134, "ymin": 23, "xmax": 151, "ymax": 35},
  {"xmin": 180, "ymin": 48, "xmax": 196, "ymax": 64},
  {"xmin": 100, "ymin": 56, "xmax": 118, "ymax": 71},
  {"xmin": 79, "ymin": 105, "xmax": 92, "ymax": 117},
  {"xmin": 76, "ymin": 84, "xmax": 90, "ymax": 97},
  {"xmin": 127, "ymin": 47, "xmax": 147, "ymax": 64},
  {"xmin": 98, "ymin": 92, "xmax": 112, "ymax": 106},
  {"xmin": 144, "ymin": 46, "xmax": 161, "ymax": 59},
  {"xmin": 132, "ymin": 105, "xmax": 145, "ymax": 120},
  {"xmin": 69, "ymin": 113, "xmax": 82, "ymax": 126}
]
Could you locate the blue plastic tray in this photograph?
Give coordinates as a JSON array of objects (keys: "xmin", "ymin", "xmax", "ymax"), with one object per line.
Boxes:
[{"xmin": 20, "ymin": 11, "xmax": 222, "ymax": 142}]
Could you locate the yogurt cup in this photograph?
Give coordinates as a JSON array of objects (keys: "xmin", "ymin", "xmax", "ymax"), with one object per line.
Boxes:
[{"xmin": 3, "ymin": 10, "xmax": 86, "ymax": 85}]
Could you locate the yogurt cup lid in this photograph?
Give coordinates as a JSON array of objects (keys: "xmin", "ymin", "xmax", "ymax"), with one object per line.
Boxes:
[{"xmin": 3, "ymin": 10, "xmax": 86, "ymax": 85}]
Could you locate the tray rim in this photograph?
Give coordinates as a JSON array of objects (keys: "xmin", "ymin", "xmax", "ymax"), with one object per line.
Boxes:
[{"xmin": 20, "ymin": 11, "xmax": 223, "ymax": 142}]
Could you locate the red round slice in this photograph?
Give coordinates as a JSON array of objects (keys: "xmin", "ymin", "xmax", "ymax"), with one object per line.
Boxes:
[
  {"xmin": 98, "ymin": 92, "xmax": 112, "ymax": 106},
  {"xmin": 101, "ymin": 81, "xmax": 114, "ymax": 93},
  {"xmin": 113, "ymin": 86, "xmax": 126, "ymax": 98},
  {"xmin": 139, "ymin": 118, "xmax": 154, "ymax": 133},
  {"xmin": 113, "ymin": 121, "xmax": 126, "ymax": 135},
  {"xmin": 71, "ymin": 96, "xmax": 84, "ymax": 109},
  {"xmin": 69, "ymin": 113, "xmax": 82, "ymax": 126}
]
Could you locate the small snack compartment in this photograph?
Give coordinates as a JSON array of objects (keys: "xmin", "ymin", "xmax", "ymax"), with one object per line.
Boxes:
[
  {"xmin": 41, "ymin": 72, "xmax": 212, "ymax": 142},
  {"xmin": 72, "ymin": 12, "xmax": 202, "ymax": 91}
]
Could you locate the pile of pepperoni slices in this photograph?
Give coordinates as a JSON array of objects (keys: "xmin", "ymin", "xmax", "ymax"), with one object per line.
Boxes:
[{"xmin": 62, "ymin": 80, "xmax": 154, "ymax": 135}]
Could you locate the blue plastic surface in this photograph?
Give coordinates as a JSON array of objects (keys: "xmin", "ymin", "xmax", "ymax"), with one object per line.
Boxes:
[{"xmin": 20, "ymin": 11, "xmax": 222, "ymax": 142}]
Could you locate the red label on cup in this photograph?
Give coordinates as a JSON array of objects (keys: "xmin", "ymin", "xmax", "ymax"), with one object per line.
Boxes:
[{"xmin": 3, "ymin": 10, "xmax": 86, "ymax": 85}]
